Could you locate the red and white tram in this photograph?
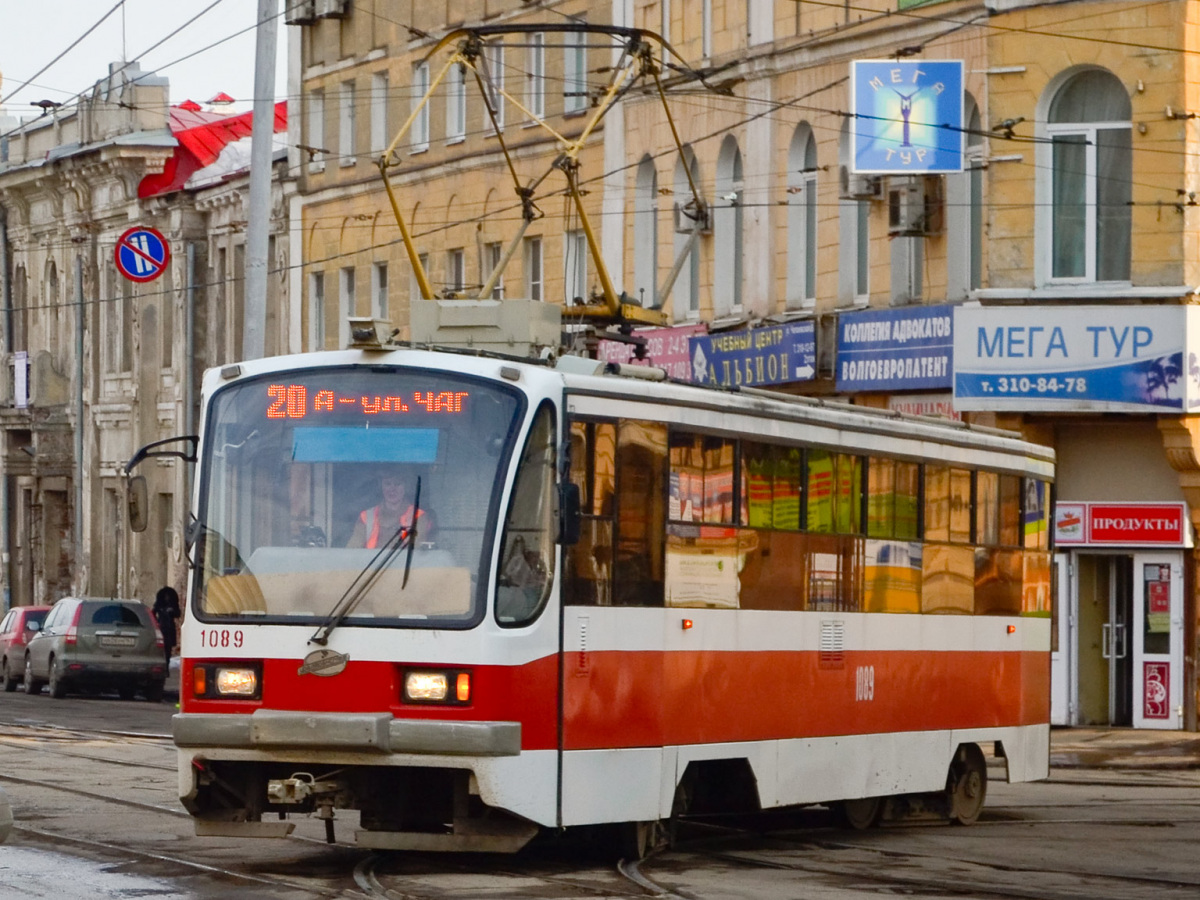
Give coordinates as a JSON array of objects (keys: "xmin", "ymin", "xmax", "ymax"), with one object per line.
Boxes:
[{"xmin": 140, "ymin": 345, "xmax": 1054, "ymax": 853}]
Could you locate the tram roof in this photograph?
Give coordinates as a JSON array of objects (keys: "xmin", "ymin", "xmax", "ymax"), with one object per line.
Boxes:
[{"xmin": 204, "ymin": 346, "xmax": 1055, "ymax": 475}]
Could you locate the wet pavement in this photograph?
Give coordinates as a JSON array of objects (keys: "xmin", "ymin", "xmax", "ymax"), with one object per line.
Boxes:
[{"xmin": 1050, "ymin": 726, "xmax": 1200, "ymax": 769}]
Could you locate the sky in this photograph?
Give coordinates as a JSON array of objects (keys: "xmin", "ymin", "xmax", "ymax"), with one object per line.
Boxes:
[{"xmin": 0, "ymin": 0, "xmax": 289, "ymax": 120}]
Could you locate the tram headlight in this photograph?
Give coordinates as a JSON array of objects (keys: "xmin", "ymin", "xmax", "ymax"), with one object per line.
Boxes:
[
  {"xmin": 402, "ymin": 669, "xmax": 471, "ymax": 705},
  {"xmin": 192, "ymin": 662, "xmax": 262, "ymax": 700},
  {"xmin": 215, "ymin": 667, "xmax": 258, "ymax": 696}
]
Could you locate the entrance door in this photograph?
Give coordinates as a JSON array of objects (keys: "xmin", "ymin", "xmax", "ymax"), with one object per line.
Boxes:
[
  {"xmin": 1050, "ymin": 553, "xmax": 1072, "ymax": 725},
  {"xmin": 1075, "ymin": 554, "xmax": 1133, "ymax": 726},
  {"xmin": 1132, "ymin": 553, "xmax": 1184, "ymax": 730}
]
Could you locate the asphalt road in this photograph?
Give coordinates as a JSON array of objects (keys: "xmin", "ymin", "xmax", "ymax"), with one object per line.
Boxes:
[{"xmin": 1, "ymin": 690, "xmax": 1198, "ymax": 900}]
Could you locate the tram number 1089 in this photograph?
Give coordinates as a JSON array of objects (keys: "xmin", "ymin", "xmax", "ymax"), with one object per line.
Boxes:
[{"xmin": 855, "ymin": 665, "xmax": 875, "ymax": 702}]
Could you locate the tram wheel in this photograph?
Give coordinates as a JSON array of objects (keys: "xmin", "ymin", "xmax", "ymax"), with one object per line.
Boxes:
[
  {"xmin": 835, "ymin": 796, "xmax": 882, "ymax": 830},
  {"xmin": 617, "ymin": 820, "xmax": 663, "ymax": 861},
  {"xmin": 947, "ymin": 744, "xmax": 987, "ymax": 825}
]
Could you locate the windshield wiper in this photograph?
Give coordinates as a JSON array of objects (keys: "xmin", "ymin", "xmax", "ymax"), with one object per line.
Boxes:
[{"xmin": 310, "ymin": 477, "xmax": 421, "ymax": 646}]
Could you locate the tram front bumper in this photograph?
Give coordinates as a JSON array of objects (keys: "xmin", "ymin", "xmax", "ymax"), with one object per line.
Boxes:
[{"xmin": 172, "ymin": 711, "xmax": 521, "ymax": 757}]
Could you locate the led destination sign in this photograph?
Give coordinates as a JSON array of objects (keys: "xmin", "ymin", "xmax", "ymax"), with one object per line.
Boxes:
[{"xmin": 266, "ymin": 383, "xmax": 469, "ymax": 419}]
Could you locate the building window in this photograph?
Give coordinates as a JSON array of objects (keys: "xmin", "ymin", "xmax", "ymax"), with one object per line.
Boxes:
[
  {"xmin": 633, "ymin": 156, "xmax": 658, "ymax": 307},
  {"xmin": 564, "ymin": 29, "xmax": 587, "ymax": 114},
  {"xmin": 1044, "ymin": 68, "xmax": 1131, "ymax": 282},
  {"xmin": 485, "ymin": 242, "xmax": 505, "ymax": 298},
  {"xmin": 525, "ymin": 237, "xmax": 543, "ymax": 301},
  {"xmin": 947, "ymin": 97, "xmax": 984, "ymax": 300},
  {"xmin": 339, "ymin": 267, "xmax": 355, "ymax": 347},
  {"xmin": 411, "ymin": 253, "xmax": 429, "ymax": 300},
  {"xmin": 702, "ymin": 0, "xmax": 712, "ymax": 58},
  {"xmin": 786, "ymin": 124, "xmax": 817, "ymax": 308},
  {"xmin": 526, "ymin": 33, "xmax": 545, "ymax": 120},
  {"xmin": 370, "ymin": 71, "xmax": 388, "ymax": 155},
  {"xmin": 371, "ymin": 262, "xmax": 389, "ymax": 319},
  {"xmin": 447, "ymin": 249, "xmax": 465, "ymax": 294},
  {"xmin": 411, "ymin": 63, "xmax": 430, "ymax": 151},
  {"xmin": 446, "ymin": 63, "xmax": 466, "ymax": 142},
  {"xmin": 481, "ymin": 42, "xmax": 504, "ymax": 131},
  {"xmin": 564, "ymin": 230, "xmax": 587, "ymax": 304},
  {"xmin": 838, "ymin": 121, "xmax": 869, "ymax": 306},
  {"xmin": 339, "ymin": 81, "xmax": 356, "ymax": 166},
  {"xmin": 714, "ymin": 135, "xmax": 744, "ymax": 317},
  {"xmin": 308, "ymin": 271, "xmax": 325, "ymax": 350},
  {"xmin": 672, "ymin": 147, "xmax": 701, "ymax": 318},
  {"xmin": 307, "ymin": 88, "xmax": 325, "ymax": 172}
]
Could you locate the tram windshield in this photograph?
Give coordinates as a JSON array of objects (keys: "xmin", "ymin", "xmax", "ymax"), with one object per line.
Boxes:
[{"xmin": 194, "ymin": 366, "xmax": 523, "ymax": 627}]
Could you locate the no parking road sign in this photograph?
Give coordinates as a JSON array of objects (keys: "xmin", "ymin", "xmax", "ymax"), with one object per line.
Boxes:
[{"xmin": 114, "ymin": 226, "xmax": 171, "ymax": 283}]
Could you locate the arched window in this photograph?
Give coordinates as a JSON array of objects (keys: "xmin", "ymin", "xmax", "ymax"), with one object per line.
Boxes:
[
  {"xmin": 1044, "ymin": 69, "xmax": 1131, "ymax": 282},
  {"xmin": 786, "ymin": 124, "xmax": 818, "ymax": 308},
  {"xmin": 672, "ymin": 147, "xmax": 701, "ymax": 319},
  {"xmin": 633, "ymin": 156, "xmax": 658, "ymax": 307},
  {"xmin": 947, "ymin": 95, "xmax": 984, "ymax": 300},
  {"xmin": 714, "ymin": 135, "xmax": 744, "ymax": 316}
]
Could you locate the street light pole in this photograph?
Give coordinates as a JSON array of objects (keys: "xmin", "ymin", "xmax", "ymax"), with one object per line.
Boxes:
[{"xmin": 244, "ymin": 0, "xmax": 279, "ymax": 361}]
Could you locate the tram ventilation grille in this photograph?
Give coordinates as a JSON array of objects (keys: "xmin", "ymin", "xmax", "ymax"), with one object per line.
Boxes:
[{"xmin": 819, "ymin": 620, "xmax": 845, "ymax": 669}]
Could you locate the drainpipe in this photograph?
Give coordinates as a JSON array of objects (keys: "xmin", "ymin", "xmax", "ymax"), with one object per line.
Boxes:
[
  {"xmin": 185, "ymin": 242, "xmax": 196, "ymax": 493},
  {"xmin": 74, "ymin": 255, "xmax": 84, "ymax": 591},
  {"xmin": 0, "ymin": 208, "xmax": 9, "ymax": 609}
]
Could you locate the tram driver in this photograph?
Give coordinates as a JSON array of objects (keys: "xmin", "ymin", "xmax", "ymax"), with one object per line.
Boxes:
[{"xmin": 346, "ymin": 466, "xmax": 437, "ymax": 549}]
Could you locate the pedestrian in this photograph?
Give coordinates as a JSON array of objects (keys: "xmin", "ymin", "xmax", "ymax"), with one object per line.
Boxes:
[{"xmin": 152, "ymin": 586, "xmax": 181, "ymax": 666}]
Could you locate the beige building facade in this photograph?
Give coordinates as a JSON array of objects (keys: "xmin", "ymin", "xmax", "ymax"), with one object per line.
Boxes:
[
  {"xmin": 0, "ymin": 63, "xmax": 293, "ymax": 611},
  {"xmin": 285, "ymin": 0, "xmax": 1200, "ymax": 729}
]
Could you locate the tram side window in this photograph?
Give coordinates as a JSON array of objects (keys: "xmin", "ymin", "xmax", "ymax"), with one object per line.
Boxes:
[
  {"xmin": 866, "ymin": 457, "xmax": 920, "ymax": 540},
  {"xmin": 565, "ymin": 419, "xmax": 616, "ymax": 606},
  {"xmin": 614, "ymin": 420, "xmax": 667, "ymax": 607},
  {"xmin": 495, "ymin": 403, "xmax": 557, "ymax": 626},
  {"xmin": 974, "ymin": 472, "xmax": 1025, "ymax": 616},
  {"xmin": 1023, "ymin": 478, "xmax": 1050, "ymax": 551},
  {"xmin": 741, "ymin": 442, "xmax": 802, "ymax": 531},
  {"xmin": 924, "ymin": 465, "xmax": 971, "ymax": 544},
  {"xmin": 668, "ymin": 432, "xmax": 737, "ymax": 525},
  {"xmin": 807, "ymin": 451, "xmax": 862, "ymax": 534}
]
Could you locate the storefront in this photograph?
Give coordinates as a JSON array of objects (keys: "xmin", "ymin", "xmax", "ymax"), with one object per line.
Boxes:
[
  {"xmin": 955, "ymin": 304, "xmax": 1198, "ymax": 730},
  {"xmin": 1051, "ymin": 502, "xmax": 1188, "ymax": 729}
]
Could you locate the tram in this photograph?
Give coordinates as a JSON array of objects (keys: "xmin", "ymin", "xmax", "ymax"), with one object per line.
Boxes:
[{"xmin": 129, "ymin": 343, "xmax": 1053, "ymax": 854}]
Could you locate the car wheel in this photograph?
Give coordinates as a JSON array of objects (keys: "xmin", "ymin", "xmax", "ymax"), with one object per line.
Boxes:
[
  {"xmin": 0, "ymin": 658, "xmax": 13, "ymax": 693},
  {"xmin": 118, "ymin": 685, "xmax": 137, "ymax": 701},
  {"xmin": 144, "ymin": 682, "xmax": 165, "ymax": 703},
  {"xmin": 22, "ymin": 657, "xmax": 39, "ymax": 695},
  {"xmin": 47, "ymin": 659, "xmax": 67, "ymax": 699}
]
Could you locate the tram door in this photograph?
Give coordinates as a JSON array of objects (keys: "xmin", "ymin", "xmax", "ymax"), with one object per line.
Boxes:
[{"xmin": 1075, "ymin": 555, "xmax": 1133, "ymax": 726}]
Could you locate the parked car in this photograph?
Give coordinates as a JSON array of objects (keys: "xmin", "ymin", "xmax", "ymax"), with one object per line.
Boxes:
[
  {"xmin": 0, "ymin": 605, "xmax": 51, "ymax": 692},
  {"xmin": 23, "ymin": 598, "xmax": 166, "ymax": 701}
]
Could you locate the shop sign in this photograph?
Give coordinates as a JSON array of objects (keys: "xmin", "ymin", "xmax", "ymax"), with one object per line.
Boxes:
[
  {"xmin": 954, "ymin": 306, "xmax": 1200, "ymax": 412},
  {"xmin": 850, "ymin": 60, "xmax": 964, "ymax": 174},
  {"xmin": 1053, "ymin": 501, "xmax": 1188, "ymax": 547},
  {"xmin": 887, "ymin": 393, "xmax": 961, "ymax": 420},
  {"xmin": 595, "ymin": 323, "xmax": 707, "ymax": 382},
  {"xmin": 1144, "ymin": 662, "xmax": 1170, "ymax": 720},
  {"xmin": 837, "ymin": 303, "xmax": 953, "ymax": 392},
  {"xmin": 689, "ymin": 321, "xmax": 816, "ymax": 388}
]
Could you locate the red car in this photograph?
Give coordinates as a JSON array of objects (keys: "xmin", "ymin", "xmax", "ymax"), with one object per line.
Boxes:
[{"xmin": 0, "ymin": 606, "xmax": 51, "ymax": 692}]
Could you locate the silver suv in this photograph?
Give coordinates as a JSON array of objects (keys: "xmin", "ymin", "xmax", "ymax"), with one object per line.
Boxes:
[{"xmin": 24, "ymin": 598, "xmax": 166, "ymax": 702}]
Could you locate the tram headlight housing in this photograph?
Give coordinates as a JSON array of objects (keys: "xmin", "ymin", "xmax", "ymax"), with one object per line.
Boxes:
[
  {"xmin": 402, "ymin": 668, "xmax": 471, "ymax": 705},
  {"xmin": 192, "ymin": 662, "xmax": 262, "ymax": 700}
]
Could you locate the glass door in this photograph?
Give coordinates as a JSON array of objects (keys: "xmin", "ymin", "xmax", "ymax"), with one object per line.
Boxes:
[{"xmin": 1132, "ymin": 553, "xmax": 1183, "ymax": 730}]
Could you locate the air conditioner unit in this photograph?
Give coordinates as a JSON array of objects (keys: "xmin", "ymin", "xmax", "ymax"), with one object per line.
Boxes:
[
  {"xmin": 887, "ymin": 175, "xmax": 944, "ymax": 237},
  {"xmin": 284, "ymin": 0, "xmax": 317, "ymax": 24},
  {"xmin": 838, "ymin": 165, "xmax": 881, "ymax": 200},
  {"xmin": 672, "ymin": 201, "xmax": 712, "ymax": 235},
  {"xmin": 315, "ymin": 0, "xmax": 349, "ymax": 18}
]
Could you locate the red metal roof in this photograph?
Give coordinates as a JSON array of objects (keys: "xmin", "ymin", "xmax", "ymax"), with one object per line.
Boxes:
[{"xmin": 137, "ymin": 100, "xmax": 287, "ymax": 198}]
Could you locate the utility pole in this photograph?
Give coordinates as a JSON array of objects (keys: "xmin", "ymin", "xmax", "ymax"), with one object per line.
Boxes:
[{"xmin": 244, "ymin": 0, "xmax": 278, "ymax": 361}]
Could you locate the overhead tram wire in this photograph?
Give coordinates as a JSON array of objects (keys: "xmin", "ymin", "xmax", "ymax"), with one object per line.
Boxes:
[
  {"xmin": 0, "ymin": 0, "xmax": 249, "ymax": 146},
  {"xmin": 0, "ymin": 0, "xmax": 126, "ymax": 106}
]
